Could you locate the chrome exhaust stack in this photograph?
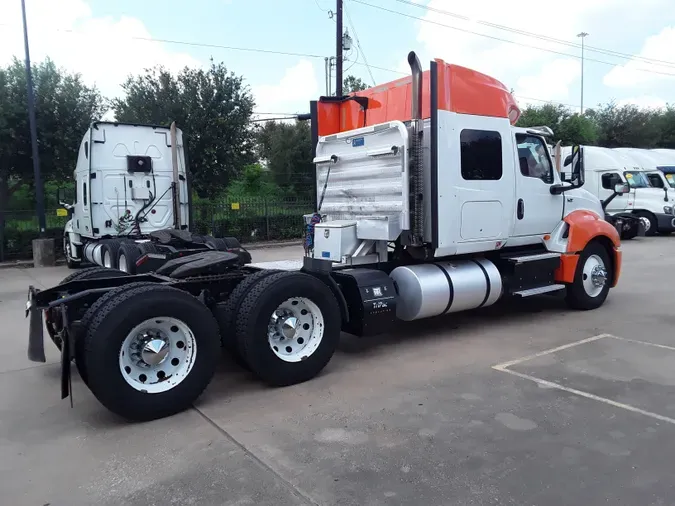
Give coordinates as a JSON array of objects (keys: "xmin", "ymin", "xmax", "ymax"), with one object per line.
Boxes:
[{"xmin": 407, "ymin": 51, "xmax": 424, "ymax": 246}]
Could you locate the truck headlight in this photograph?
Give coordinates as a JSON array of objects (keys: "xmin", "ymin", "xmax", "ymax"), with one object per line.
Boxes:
[{"xmin": 665, "ymin": 206, "xmax": 673, "ymax": 215}]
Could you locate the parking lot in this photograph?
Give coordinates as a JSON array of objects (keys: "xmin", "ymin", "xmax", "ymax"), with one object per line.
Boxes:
[{"xmin": 2, "ymin": 239, "xmax": 675, "ymax": 505}]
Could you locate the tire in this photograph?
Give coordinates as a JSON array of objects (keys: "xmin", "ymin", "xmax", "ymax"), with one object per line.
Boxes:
[
  {"xmin": 82, "ymin": 283, "xmax": 220, "ymax": 421},
  {"xmin": 63, "ymin": 235, "xmax": 80, "ymax": 269},
  {"xmin": 215, "ymin": 269, "xmax": 279, "ymax": 368},
  {"xmin": 50, "ymin": 267, "xmax": 129, "ymax": 352},
  {"xmin": 100, "ymin": 239, "xmax": 124, "ymax": 269},
  {"xmin": 635, "ymin": 211, "xmax": 657, "ymax": 236},
  {"xmin": 235, "ymin": 271, "xmax": 341, "ymax": 387},
  {"xmin": 117, "ymin": 242, "xmax": 142, "ymax": 274},
  {"xmin": 565, "ymin": 241, "xmax": 612, "ymax": 310},
  {"xmin": 75, "ymin": 281, "xmax": 153, "ymax": 385},
  {"xmin": 137, "ymin": 242, "xmax": 159, "ymax": 255}
]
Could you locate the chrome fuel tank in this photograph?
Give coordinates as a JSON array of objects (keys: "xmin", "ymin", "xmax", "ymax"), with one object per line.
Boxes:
[{"xmin": 390, "ymin": 258, "xmax": 503, "ymax": 321}]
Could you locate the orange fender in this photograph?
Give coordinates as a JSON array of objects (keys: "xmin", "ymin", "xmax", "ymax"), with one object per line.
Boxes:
[{"xmin": 554, "ymin": 211, "xmax": 622, "ymax": 287}]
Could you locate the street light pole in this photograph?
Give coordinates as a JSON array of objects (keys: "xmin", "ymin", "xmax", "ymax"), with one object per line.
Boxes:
[
  {"xmin": 577, "ymin": 32, "xmax": 589, "ymax": 115},
  {"xmin": 21, "ymin": 0, "xmax": 46, "ymax": 235},
  {"xmin": 336, "ymin": 0, "xmax": 343, "ymax": 96}
]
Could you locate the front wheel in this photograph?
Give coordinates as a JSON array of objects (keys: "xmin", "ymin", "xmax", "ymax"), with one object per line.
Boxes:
[
  {"xmin": 565, "ymin": 242, "xmax": 612, "ymax": 310},
  {"xmin": 635, "ymin": 211, "xmax": 657, "ymax": 237},
  {"xmin": 82, "ymin": 283, "xmax": 220, "ymax": 421}
]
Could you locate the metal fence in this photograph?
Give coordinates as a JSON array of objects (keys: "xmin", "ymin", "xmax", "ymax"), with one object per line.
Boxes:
[{"xmin": 0, "ymin": 197, "xmax": 315, "ymax": 261}]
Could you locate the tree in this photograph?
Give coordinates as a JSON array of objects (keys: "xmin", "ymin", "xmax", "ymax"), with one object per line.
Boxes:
[
  {"xmin": 255, "ymin": 120, "xmax": 314, "ymax": 196},
  {"xmin": 226, "ymin": 163, "xmax": 280, "ymax": 199},
  {"xmin": 112, "ymin": 61, "xmax": 256, "ymax": 199},
  {"xmin": 0, "ymin": 57, "xmax": 105, "ymax": 256},
  {"xmin": 586, "ymin": 102, "xmax": 662, "ymax": 148},
  {"xmin": 517, "ymin": 103, "xmax": 598, "ymax": 145},
  {"xmin": 343, "ymin": 75, "xmax": 368, "ymax": 93}
]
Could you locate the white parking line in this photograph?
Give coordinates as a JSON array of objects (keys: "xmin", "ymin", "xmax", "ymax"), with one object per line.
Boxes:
[{"xmin": 492, "ymin": 334, "xmax": 675, "ymax": 426}]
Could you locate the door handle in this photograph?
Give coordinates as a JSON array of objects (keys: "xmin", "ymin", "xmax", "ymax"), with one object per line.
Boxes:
[{"xmin": 517, "ymin": 199, "xmax": 524, "ymax": 219}]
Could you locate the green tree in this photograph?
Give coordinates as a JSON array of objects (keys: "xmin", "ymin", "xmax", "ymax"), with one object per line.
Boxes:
[
  {"xmin": 343, "ymin": 75, "xmax": 368, "ymax": 93},
  {"xmin": 517, "ymin": 103, "xmax": 598, "ymax": 145},
  {"xmin": 586, "ymin": 102, "xmax": 662, "ymax": 148},
  {"xmin": 0, "ymin": 57, "xmax": 104, "ymax": 255},
  {"xmin": 112, "ymin": 61, "xmax": 256, "ymax": 198},
  {"xmin": 227, "ymin": 163, "xmax": 280, "ymax": 199},
  {"xmin": 255, "ymin": 120, "xmax": 314, "ymax": 196}
]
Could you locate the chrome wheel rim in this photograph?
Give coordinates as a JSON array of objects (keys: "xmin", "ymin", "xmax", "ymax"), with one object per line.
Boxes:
[
  {"xmin": 267, "ymin": 297, "xmax": 324, "ymax": 363},
  {"xmin": 119, "ymin": 253, "xmax": 129, "ymax": 273},
  {"xmin": 582, "ymin": 254, "xmax": 607, "ymax": 298},
  {"xmin": 103, "ymin": 250, "xmax": 112, "ymax": 268},
  {"xmin": 640, "ymin": 216, "xmax": 651, "ymax": 232},
  {"xmin": 119, "ymin": 317, "xmax": 197, "ymax": 393}
]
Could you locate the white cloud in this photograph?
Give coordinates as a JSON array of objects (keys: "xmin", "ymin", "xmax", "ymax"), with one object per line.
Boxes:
[
  {"xmin": 412, "ymin": 0, "xmax": 609, "ymax": 101},
  {"xmin": 252, "ymin": 59, "xmax": 319, "ymax": 116},
  {"xmin": 603, "ymin": 26, "xmax": 675, "ymax": 88},
  {"xmin": 0, "ymin": 0, "xmax": 200, "ymax": 97},
  {"xmin": 617, "ymin": 95, "xmax": 669, "ymax": 109},
  {"xmin": 514, "ymin": 58, "xmax": 581, "ymax": 105}
]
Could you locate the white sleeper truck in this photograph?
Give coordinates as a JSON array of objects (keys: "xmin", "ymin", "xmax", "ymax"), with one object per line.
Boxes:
[
  {"xmin": 59, "ymin": 121, "xmax": 250, "ymax": 273},
  {"xmin": 26, "ymin": 52, "xmax": 623, "ymax": 422}
]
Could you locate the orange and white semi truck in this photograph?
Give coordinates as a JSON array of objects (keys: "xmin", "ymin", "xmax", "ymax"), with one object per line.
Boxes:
[{"xmin": 26, "ymin": 52, "xmax": 622, "ymax": 421}]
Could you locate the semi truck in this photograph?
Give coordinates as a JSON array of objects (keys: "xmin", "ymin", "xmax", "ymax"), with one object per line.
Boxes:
[
  {"xmin": 26, "ymin": 52, "xmax": 623, "ymax": 422},
  {"xmin": 57, "ymin": 121, "xmax": 251, "ymax": 273}
]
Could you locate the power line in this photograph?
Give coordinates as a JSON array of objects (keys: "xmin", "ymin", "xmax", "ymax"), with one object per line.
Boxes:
[
  {"xmin": 391, "ymin": 0, "xmax": 675, "ymax": 70},
  {"xmin": 348, "ymin": 0, "xmax": 675, "ymax": 77},
  {"xmin": 344, "ymin": 5, "xmax": 377, "ymax": 85},
  {"xmin": 0, "ymin": 22, "xmax": 587, "ymax": 109}
]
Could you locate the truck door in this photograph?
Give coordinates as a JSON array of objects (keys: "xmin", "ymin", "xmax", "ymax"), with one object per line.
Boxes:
[
  {"xmin": 76, "ymin": 171, "xmax": 92, "ymax": 236},
  {"xmin": 599, "ymin": 172, "xmax": 631, "ymax": 212},
  {"xmin": 512, "ymin": 134, "xmax": 564, "ymax": 236}
]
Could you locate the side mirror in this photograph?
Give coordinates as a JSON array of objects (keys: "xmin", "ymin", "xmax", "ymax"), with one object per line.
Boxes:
[
  {"xmin": 57, "ymin": 187, "xmax": 74, "ymax": 205},
  {"xmin": 615, "ymin": 183, "xmax": 630, "ymax": 195},
  {"xmin": 567, "ymin": 145, "xmax": 585, "ymax": 187}
]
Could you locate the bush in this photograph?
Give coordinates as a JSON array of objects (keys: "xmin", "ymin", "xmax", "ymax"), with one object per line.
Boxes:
[{"xmin": 2, "ymin": 227, "xmax": 64, "ymax": 261}]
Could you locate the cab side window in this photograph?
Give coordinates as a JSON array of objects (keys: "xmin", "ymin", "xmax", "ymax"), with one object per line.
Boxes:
[
  {"xmin": 601, "ymin": 173, "xmax": 622, "ymax": 190},
  {"xmin": 516, "ymin": 135, "xmax": 553, "ymax": 184}
]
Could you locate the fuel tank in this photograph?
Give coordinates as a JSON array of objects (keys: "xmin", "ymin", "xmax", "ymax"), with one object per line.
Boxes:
[{"xmin": 389, "ymin": 258, "xmax": 503, "ymax": 321}]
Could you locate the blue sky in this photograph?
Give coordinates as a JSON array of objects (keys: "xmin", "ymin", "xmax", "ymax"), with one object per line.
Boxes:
[{"xmin": 1, "ymin": 0, "xmax": 674, "ymax": 117}]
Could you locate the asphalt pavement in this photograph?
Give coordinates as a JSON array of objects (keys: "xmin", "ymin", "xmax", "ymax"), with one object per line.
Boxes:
[{"xmin": 2, "ymin": 240, "xmax": 675, "ymax": 505}]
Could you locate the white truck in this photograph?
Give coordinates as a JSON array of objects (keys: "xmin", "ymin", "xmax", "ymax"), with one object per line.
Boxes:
[
  {"xmin": 58, "ymin": 121, "xmax": 250, "ymax": 272},
  {"xmin": 26, "ymin": 52, "xmax": 623, "ymax": 422},
  {"xmin": 611, "ymin": 147, "xmax": 675, "ymax": 234}
]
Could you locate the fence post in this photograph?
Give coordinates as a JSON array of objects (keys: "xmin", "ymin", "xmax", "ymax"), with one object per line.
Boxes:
[{"xmin": 264, "ymin": 198, "xmax": 270, "ymax": 241}]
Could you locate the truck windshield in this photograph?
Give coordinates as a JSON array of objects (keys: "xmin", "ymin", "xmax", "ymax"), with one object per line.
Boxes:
[
  {"xmin": 658, "ymin": 167, "xmax": 675, "ymax": 188},
  {"xmin": 623, "ymin": 171, "xmax": 650, "ymax": 188}
]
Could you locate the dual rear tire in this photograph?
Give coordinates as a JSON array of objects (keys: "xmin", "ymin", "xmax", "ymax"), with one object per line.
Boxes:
[{"xmin": 77, "ymin": 271, "xmax": 341, "ymax": 421}]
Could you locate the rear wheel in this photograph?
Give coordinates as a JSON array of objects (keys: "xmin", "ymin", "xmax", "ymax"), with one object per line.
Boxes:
[
  {"xmin": 215, "ymin": 269, "xmax": 279, "ymax": 368},
  {"xmin": 100, "ymin": 239, "xmax": 124, "ymax": 269},
  {"xmin": 117, "ymin": 242, "xmax": 141, "ymax": 274},
  {"xmin": 565, "ymin": 242, "xmax": 612, "ymax": 310},
  {"xmin": 235, "ymin": 271, "xmax": 341, "ymax": 386},
  {"xmin": 83, "ymin": 283, "xmax": 220, "ymax": 421}
]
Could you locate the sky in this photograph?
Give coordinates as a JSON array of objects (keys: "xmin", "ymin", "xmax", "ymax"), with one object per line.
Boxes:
[{"xmin": 1, "ymin": 0, "xmax": 674, "ymax": 120}]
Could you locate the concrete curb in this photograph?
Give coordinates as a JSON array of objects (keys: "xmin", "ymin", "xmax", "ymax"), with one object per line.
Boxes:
[{"xmin": 0, "ymin": 239, "xmax": 303, "ymax": 270}]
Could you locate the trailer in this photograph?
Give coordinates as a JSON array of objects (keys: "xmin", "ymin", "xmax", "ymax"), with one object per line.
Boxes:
[
  {"xmin": 57, "ymin": 121, "xmax": 251, "ymax": 273},
  {"xmin": 26, "ymin": 52, "xmax": 623, "ymax": 421}
]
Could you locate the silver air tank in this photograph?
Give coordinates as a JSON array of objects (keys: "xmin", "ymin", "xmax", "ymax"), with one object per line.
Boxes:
[{"xmin": 390, "ymin": 259, "xmax": 503, "ymax": 321}]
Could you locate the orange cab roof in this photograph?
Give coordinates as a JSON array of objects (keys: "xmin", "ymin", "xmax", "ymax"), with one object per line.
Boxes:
[{"xmin": 316, "ymin": 58, "xmax": 520, "ymax": 137}]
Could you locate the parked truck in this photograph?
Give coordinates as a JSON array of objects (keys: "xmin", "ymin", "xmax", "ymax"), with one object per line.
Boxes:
[
  {"xmin": 58, "ymin": 121, "xmax": 251, "ymax": 273},
  {"xmin": 26, "ymin": 52, "xmax": 622, "ymax": 421},
  {"xmin": 553, "ymin": 146, "xmax": 645, "ymax": 239}
]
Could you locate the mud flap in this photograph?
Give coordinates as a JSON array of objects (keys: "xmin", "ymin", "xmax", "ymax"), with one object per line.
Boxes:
[{"xmin": 26, "ymin": 286, "xmax": 46, "ymax": 363}]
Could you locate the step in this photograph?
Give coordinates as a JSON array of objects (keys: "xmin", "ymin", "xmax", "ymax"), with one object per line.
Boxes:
[
  {"xmin": 512, "ymin": 284, "xmax": 566, "ymax": 297},
  {"xmin": 507, "ymin": 252, "xmax": 561, "ymax": 264}
]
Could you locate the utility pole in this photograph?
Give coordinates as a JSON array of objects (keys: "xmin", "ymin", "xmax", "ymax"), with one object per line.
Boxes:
[
  {"xmin": 336, "ymin": 0, "xmax": 343, "ymax": 96},
  {"xmin": 577, "ymin": 32, "xmax": 589, "ymax": 115},
  {"xmin": 21, "ymin": 0, "xmax": 46, "ymax": 235}
]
